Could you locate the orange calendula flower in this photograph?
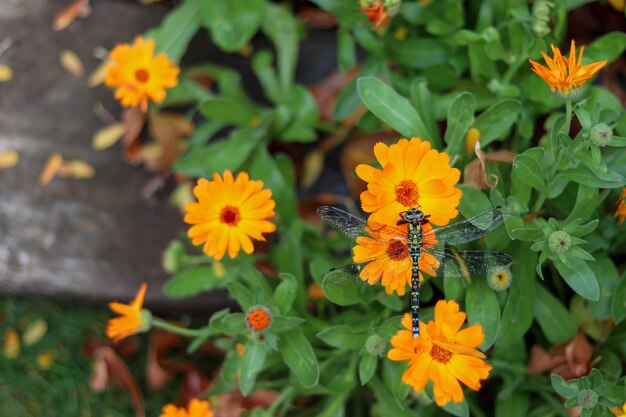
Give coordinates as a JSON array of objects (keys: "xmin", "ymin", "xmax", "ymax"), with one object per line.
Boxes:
[
  {"xmin": 610, "ymin": 402, "xmax": 626, "ymax": 417},
  {"xmin": 356, "ymin": 138, "xmax": 462, "ymax": 227},
  {"xmin": 160, "ymin": 398, "xmax": 213, "ymax": 417},
  {"xmin": 614, "ymin": 187, "xmax": 626, "ymax": 225},
  {"xmin": 106, "ymin": 283, "xmax": 150, "ymax": 342},
  {"xmin": 360, "ymin": 0, "xmax": 389, "ymax": 30},
  {"xmin": 245, "ymin": 305, "xmax": 272, "ymax": 332},
  {"xmin": 184, "ymin": 171, "xmax": 276, "ymax": 260},
  {"xmin": 105, "ymin": 36, "xmax": 179, "ymax": 112},
  {"xmin": 529, "ymin": 40, "xmax": 607, "ymax": 99},
  {"xmin": 353, "ymin": 222, "xmax": 439, "ymax": 295},
  {"xmin": 388, "ymin": 300, "xmax": 492, "ymax": 406}
]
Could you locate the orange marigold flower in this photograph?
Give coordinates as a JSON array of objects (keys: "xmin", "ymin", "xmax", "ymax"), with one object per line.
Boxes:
[
  {"xmin": 105, "ymin": 36, "xmax": 179, "ymax": 112},
  {"xmin": 106, "ymin": 283, "xmax": 150, "ymax": 342},
  {"xmin": 610, "ymin": 402, "xmax": 626, "ymax": 417},
  {"xmin": 353, "ymin": 221, "xmax": 439, "ymax": 295},
  {"xmin": 160, "ymin": 398, "xmax": 213, "ymax": 417},
  {"xmin": 388, "ymin": 300, "xmax": 492, "ymax": 406},
  {"xmin": 529, "ymin": 40, "xmax": 607, "ymax": 99},
  {"xmin": 356, "ymin": 138, "xmax": 462, "ymax": 227},
  {"xmin": 614, "ymin": 187, "xmax": 626, "ymax": 225},
  {"xmin": 360, "ymin": 0, "xmax": 389, "ymax": 30},
  {"xmin": 245, "ymin": 305, "xmax": 272, "ymax": 332},
  {"xmin": 184, "ymin": 171, "xmax": 276, "ymax": 260}
]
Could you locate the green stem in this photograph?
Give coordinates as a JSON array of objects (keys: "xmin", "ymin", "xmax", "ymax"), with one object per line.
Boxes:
[
  {"xmin": 562, "ymin": 98, "xmax": 573, "ymax": 136},
  {"xmin": 151, "ymin": 317, "xmax": 206, "ymax": 338},
  {"xmin": 267, "ymin": 386, "xmax": 295, "ymax": 416}
]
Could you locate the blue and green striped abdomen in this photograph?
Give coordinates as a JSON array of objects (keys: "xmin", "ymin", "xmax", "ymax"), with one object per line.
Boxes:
[{"xmin": 408, "ymin": 223, "xmax": 423, "ymax": 338}]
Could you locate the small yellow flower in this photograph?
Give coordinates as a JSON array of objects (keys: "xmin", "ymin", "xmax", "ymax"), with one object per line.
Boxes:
[
  {"xmin": 105, "ymin": 36, "xmax": 179, "ymax": 112},
  {"xmin": 465, "ymin": 127, "xmax": 480, "ymax": 154},
  {"xmin": 184, "ymin": 171, "xmax": 276, "ymax": 260},
  {"xmin": 388, "ymin": 300, "xmax": 492, "ymax": 406},
  {"xmin": 245, "ymin": 305, "xmax": 273, "ymax": 333},
  {"xmin": 106, "ymin": 283, "xmax": 150, "ymax": 342},
  {"xmin": 160, "ymin": 398, "xmax": 213, "ymax": 417},
  {"xmin": 614, "ymin": 188, "xmax": 626, "ymax": 226},
  {"xmin": 529, "ymin": 40, "xmax": 607, "ymax": 99}
]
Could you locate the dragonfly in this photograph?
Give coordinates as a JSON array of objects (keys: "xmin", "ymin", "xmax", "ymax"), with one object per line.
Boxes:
[{"xmin": 317, "ymin": 205, "xmax": 514, "ymax": 338}]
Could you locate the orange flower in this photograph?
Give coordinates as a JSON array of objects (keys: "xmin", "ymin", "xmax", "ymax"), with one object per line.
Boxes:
[
  {"xmin": 614, "ymin": 187, "xmax": 626, "ymax": 225},
  {"xmin": 106, "ymin": 283, "xmax": 149, "ymax": 342},
  {"xmin": 105, "ymin": 36, "xmax": 179, "ymax": 112},
  {"xmin": 388, "ymin": 300, "xmax": 492, "ymax": 406},
  {"xmin": 360, "ymin": 0, "xmax": 389, "ymax": 30},
  {"xmin": 529, "ymin": 40, "xmax": 607, "ymax": 99},
  {"xmin": 160, "ymin": 398, "xmax": 213, "ymax": 417},
  {"xmin": 245, "ymin": 306, "xmax": 272, "ymax": 332},
  {"xmin": 353, "ymin": 222, "xmax": 439, "ymax": 295},
  {"xmin": 610, "ymin": 402, "xmax": 626, "ymax": 417},
  {"xmin": 184, "ymin": 171, "xmax": 276, "ymax": 260},
  {"xmin": 356, "ymin": 138, "xmax": 462, "ymax": 227}
]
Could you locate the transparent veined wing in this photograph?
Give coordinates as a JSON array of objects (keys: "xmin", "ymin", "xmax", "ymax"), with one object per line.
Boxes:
[
  {"xmin": 422, "ymin": 247, "xmax": 514, "ymax": 278},
  {"xmin": 424, "ymin": 206, "xmax": 508, "ymax": 246},
  {"xmin": 316, "ymin": 205, "xmax": 406, "ymax": 241}
]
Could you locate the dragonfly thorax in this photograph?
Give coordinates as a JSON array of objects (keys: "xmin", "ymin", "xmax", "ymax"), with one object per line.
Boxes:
[{"xmin": 398, "ymin": 207, "xmax": 430, "ymax": 226}]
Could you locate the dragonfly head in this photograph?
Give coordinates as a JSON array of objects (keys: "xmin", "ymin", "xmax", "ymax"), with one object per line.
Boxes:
[{"xmin": 398, "ymin": 207, "xmax": 430, "ymax": 225}]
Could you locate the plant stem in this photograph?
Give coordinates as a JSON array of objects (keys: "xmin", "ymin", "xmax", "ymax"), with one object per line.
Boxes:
[
  {"xmin": 267, "ymin": 386, "xmax": 295, "ymax": 416},
  {"xmin": 151, "ymin": 317, "xmax": 206, "ymax": 338},
  {"xmin": 562, "ymin": 98, "xmax": 573, "ymax": 136}
]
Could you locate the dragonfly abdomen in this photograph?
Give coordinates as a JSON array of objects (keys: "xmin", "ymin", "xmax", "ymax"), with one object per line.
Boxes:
[{"xmin": 408, "ymin": 222, "xmax": 423, "ymax": 338}]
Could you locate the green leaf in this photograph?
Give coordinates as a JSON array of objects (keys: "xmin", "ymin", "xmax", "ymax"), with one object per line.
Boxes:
[
  {"xmin": 201, "ymin": 97, "xmax": 259, "ymax": 126},
  {"xmin": 553, "ymin": 257, "xmax": 600, "ymax": 301},
  {"xmin": 359, "ymin": 354, "xmax": 377, "ymax": 385},
  {"xmin": 271, "ymin": 316, "xmax": 306, "ymax": 333},
  {"xmin": 271, "ymin": 273, "xmax": 298, "ymax": 313},
  {"xmin": 202, "ymin": 0, "xmax": 264, "ymax": 52},
  {"xmin": 466, "ymin": 278, "xmax": 500, "ymax": 349},
  {"xmin": 551, "ymin": 374, "xmax": 579, "ymax": 399},
  {"xmin": 534, "ymin": 284, "xmax": 578, "ymax": 344},
  {"xmin": 385, "ymin": 38, "xmax": 451, "ymax": 70},
  {"xmin": 337, "ymin": 28, "xmax": 356, "ymax": 73},
  {"xmin": 277, "ymin": 85, "xmax": 319, "ymax": 142},
  {"xmin": 368, "ymin": 377, "xmax": 415, "ymax": 417},
  {"xmin": 210, "ymin": 312, "xmax": 246, "ymax": 334},
  {"xmin": 497, "ymin": 245, "xmax": 536, "ymax": 346},
  {"xmin": 357, "ymin": 77, "xmax": 430, "ymax": 140},
  {"xmin": 321, "ymin": 267, "xmax": 363, "ymax": 306},
  {"xmin": 252, "ymin": 50, "xmax": 281, "ymax": 103},
  {"xmin": 583, "ymin": 32, "xmax": 626, "ymax": 63},
  {"xmin": 557, "ymin": 166, "xmax": 625, "ymax": 189},
  {"xmin": 146, "ymin": 0, "xmax": 202, "ymax": 63},
  {"xmin": 163, "ymin": 266, "xmax": 231, "ymax": 298},
  {"xmin": 513, "ymin": 150, "xmax": 546, "ymax": 193},
  {"xmin": 239, "ymin": 342, "xmax": 268, "ymax": 396},
  {"xmin": 262, "ymin": 4, "xmax": 301, "ymax": 93},
  {"xmin": 473, "ymin": 99, "xmax": 521, "ymax": 146},
  {"xmin": 317, "ymin": 325, "xmax": 367, "ymax": 349},
  {"xmin": 444, "ymin": 92, "xmax": 476, "ymax": 157},
  {"xmin": 277, "ymin": 328, "xmax": 320, "ymax": 387},
  {"xmin": 409, "ymin": 79, "xmax": 441, "ymax": 147},
  {"xmin": 496, "ymin": 391, "xmax": 530, "ymax": 417},
  {"xmin": 271, "ymin": 220, "xmax": 304, "ymax": 280},
  {"xmin": 588, "ymin": 255, "xmax": 619, "ymax": 320},
  {"xmin": 249, "ymin": 150, "xmax": 298, "ymax": 224},
  {"xmin": 458, "ymin": 184, "xmax": 492, "ymax": 219},
  {"xmin": 227, "ymin": 282, "xmax": 255, "ymax": 310},
  {"xmin": 611, "ymin": 276, "xmax": 626, "ymax": 324}
]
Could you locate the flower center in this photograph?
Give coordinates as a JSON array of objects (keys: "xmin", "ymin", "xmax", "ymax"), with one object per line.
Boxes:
[
  {"xmin": 134, "ymin": 68, "xmax": 150, "ymax": 83},
  {"xmin": 387, "ymin": 240, "xmax": 409, "ymax": 261},
  {"xmin": 430, "ymin": 345, "xmax": 452, "ymax": 363},
  {"xmin": 496, "ymin": 272, "xmax": 505, "ymax": 282},
  {"xmin": 220, "ymin": 206, "xmax": 240, "ymax": 226},
  {"xmin": 395, "ymin": 180, "xmax": 420, "ymax": 207},
  {"xmin": 245, "ymin": 307, "xmax": 272, "ymax": 332}
]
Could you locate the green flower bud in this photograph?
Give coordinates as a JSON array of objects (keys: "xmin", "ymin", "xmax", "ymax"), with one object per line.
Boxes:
[
  {"xmin": 383, "ymin": 0, "xmax": 401, "ymax": 17},
  {"xmin": 590, "ymin": 123, "xmax": 613, "ymax": 147},
  {"xmin": 577, "ymin": 389, "xmax": 598, "ymax": 409},
  {"xmin": 139, "ymin": 309, "xmax": 153, "ymax": 333},
  {"xmin": 487, "ymin": 268, "xmax": 513, "ymax": 291},
  {"xmin": 548, "ymin": 230, "xmax": 572, "ymax": 254},
  {"xmin": 365, "ymin": 334, "xmax": 386, "ymax": 357},
  {"xmin": 162, "ymin": 240, "xmax": 185, "ymax": 273}
]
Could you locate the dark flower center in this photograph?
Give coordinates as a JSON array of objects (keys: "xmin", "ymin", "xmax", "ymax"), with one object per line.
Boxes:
[
  {"xmin": 134, "ymin": 68, "xmax": 150, "ymax": 83},
  {"xmin": 387, "ymin": 240, "xmax": 409, "ymax": 261},
  {"xmin": 395, "ymin": 180, "xmax": 419, "ymax": 207},
  {"xmin": 430, "ymin": 345, "xmax": 452, "ymax": 363},
  {"xmin": 220, "ymin": 206, "xmax": 240, "ymax": 226}
]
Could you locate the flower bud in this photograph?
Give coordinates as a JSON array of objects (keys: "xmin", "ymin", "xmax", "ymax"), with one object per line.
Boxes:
[
  {"xmin": 383, "ymin": 0, "xmax": 401, "ymax": 16},
  {"xmin": 590, "ymin": 123, "xmax": 613, "ymax": 147},
  {"xmin": 487, "ymin": 268, "xmax": 513, "ymax": 291},
  {"xmin": 548, "ymin": 230, "xmax": 572, "ymax": 254},
  {"xmin": 577, "ymin": 389, "xmax": 598, "ymax": 409},
  {"xmin": 365, "ymin": 334, "xmax": 386, "ymax": 357},
  {"xmin": 139, "ymin": 309, "xmax": 153, "ymax": 333}
]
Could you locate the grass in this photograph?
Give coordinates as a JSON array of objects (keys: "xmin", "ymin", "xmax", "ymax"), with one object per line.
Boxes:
[{"xmin": 0, "ymin": 296, "xmax": 179, "ymax": 417}]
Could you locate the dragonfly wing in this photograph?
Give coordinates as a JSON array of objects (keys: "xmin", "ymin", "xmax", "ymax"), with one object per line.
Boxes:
[
  {"xmin": 423, "ymin": 248, "xmax": 514, "ymax": 278},
  {"xmin": 317, "ymin": 205, "xmax": 406, "ymax": 241},
  {"xmin": 424, "ymin": 206, "xmax": 508, "ymax": 246}
]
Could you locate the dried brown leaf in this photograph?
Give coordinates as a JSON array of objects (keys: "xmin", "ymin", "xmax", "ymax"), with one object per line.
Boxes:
[
  {"xmin": 178, "ymin": 369, "xmax": 211, "ymax": 407},
  {"xmin": 60, "ymin": 50, "xmax": 85, "ymax": 77},
  {"xmin": 3, "ymin": 328, "xmax": 20, "ymax": 359},
  {"xmin": 0, "ymin": 150, "xmax": 19, "ymax": 168},
  {"xmin": 144, "ymin": 112, "xmax": 193, "ymax": 172},
  {"xmin": 53, "ymin": 0, "xmax": 91, "ymax": 31},
  {"xmin": 90, "ymin": 346, "xmax": 145, "ymax": 417},
  {"xmin": 39, "ymin": 153, "xmax": 64, "ymax": 186},
  {"xmin": 215, "ymin": 388, "xmax": 279, "ymax": 417},
  {"xmin": 146, "ymin": 331, "xmax": 183, "ymax": 390},
  {"xmin": 22, "ymin": 319, "xmax": 48, "ymax": 347},
  {"xmin": 59, "ymin": 159, "xmax": 95, "ymax": 179},
  {"xmin": 527, "ymin": 344, "xmax": 565, "ymax": 375},
  {"xmin": 564, "ymin": 331, "xmax": 593, "ymax": 378},
  {"xmin": 301, "ymin": 149, "xmax": 324, "ymax": 189},
  {"xmin": 297, "ymin": 4, "xmax": 337, "ymax": 28},
  {"xmin": 92, "ymin": 123, "xmax": 127, "ymax": 150},
  {"xmin": 0, "ymin": 64, "xmax": 13, "ymax": 82}
]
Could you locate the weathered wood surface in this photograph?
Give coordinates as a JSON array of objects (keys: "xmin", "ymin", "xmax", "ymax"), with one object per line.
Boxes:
[
  {"xmin": 0, "ymin": 0, "xmax": 210, "ymax": 312},
  {"xmin": 0, "ymin": 1, "xmax": 339, "ymax": 312}
]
